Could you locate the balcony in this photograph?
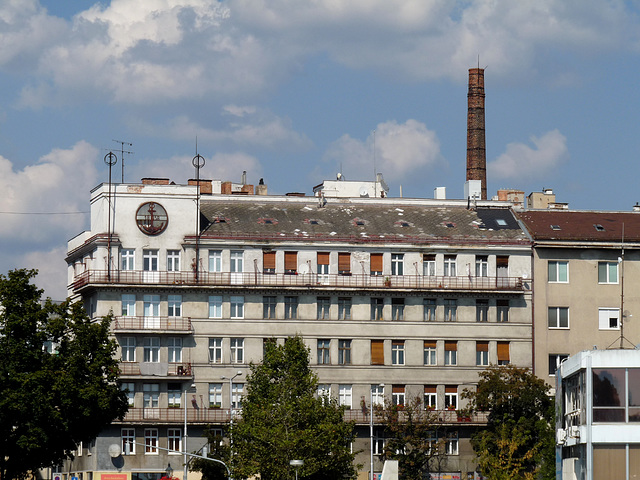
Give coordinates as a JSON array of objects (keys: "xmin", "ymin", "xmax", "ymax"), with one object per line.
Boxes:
[
  {"xmin": 113, "ymin": 316, "xmax": 193, "ymax": 333},
  {"xmin": 119, "ymin": 362, "xmax": 193, "ymax": 377},
  {"xmin": 73, "ymin": 270, "xmax": 526, "ymax": 293}
]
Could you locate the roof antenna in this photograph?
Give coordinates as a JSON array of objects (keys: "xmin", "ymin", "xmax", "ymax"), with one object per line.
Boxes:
[
  {"xmin": 112, "ymin": 139, "xmax": 133, "ymax": 183},
  {"xmin": 192, "ymin": 136, "xmax": 205, "ymax": 282},
  {"xmin": 103, "ymin": 151, "xmax": 117, "ymax": 281}
]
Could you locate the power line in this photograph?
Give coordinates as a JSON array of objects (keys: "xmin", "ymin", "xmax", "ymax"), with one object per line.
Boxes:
[{"xmin": 0, "ymin": 211, "xmax": 89, "ymax": 215}]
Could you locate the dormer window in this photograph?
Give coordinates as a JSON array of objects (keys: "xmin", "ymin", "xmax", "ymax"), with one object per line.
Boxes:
[
  {"xmin": 550, "ymin": 225, "xmax": 561, "ymax": 231},
  {"xmin": 594, "ymin": 224, "xmax": 605, "ymax": 231}
]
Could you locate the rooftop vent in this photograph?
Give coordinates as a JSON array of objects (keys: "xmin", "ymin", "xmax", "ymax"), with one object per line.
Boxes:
[
  {"xmin": 594, "ymin": 224, "xmax": 605, "ymax": 231},
  {"xmin": 550, "ymin": 225, "xmax": 561, "ymax": 231}
]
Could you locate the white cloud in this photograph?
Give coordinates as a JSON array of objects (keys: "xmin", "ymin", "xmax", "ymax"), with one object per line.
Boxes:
[
  {"xmin": 20, "ymin": 246, "xmax": 69, "ymax": 301},
  {"xmin": 322, "ymin": 119, "xmax": 443, "ymax": 184},
  {"xmin": 488, "ymin": 129, "xmax": 568, "ymax": 180}
]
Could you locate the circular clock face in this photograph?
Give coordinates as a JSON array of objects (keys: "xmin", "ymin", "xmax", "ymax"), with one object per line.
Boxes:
[{"xmin": 136, "ymin": 202, "xmax": 168, "ymax": 235}]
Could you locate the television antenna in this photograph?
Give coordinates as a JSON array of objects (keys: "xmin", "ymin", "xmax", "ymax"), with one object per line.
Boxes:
[{"xmin": 112, "ymin": 139, "xmax": 133, "ymax": 183}]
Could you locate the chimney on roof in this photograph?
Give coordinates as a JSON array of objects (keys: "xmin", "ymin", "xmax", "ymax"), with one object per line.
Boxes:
[{"xmin": 466, "ymin": 68, "xmax": 487, "ymax": 200}]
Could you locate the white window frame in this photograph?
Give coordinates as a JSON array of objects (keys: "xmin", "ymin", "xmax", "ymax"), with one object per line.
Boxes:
[
  {"xmin": 143, "ymin": 383, "xmax": 159, "ymax": 408},
  {"xmin": 548, "ymin": 306, "xmax": 569, "ymax": 329},
  {"xmin": 444, "ymin": 299, "xmax": 457, "ymax": 322},
  {"xmin": 475, "ymin": 255, "xmax": 488, "ymax": 277},
  {"xmin": 371, "ymin": 384, "xmax": 384, "ymax": 406},
  {"xmin": 338, "ymin": 384, "xmax": 352, "ymax": 408},
  {"xmin": 168, "ymin": 295, "xmax": 182, "ymax": 317},
  {"xmin": 144, "ymin": 428, "xmax": 158, "ymax": 454},
  {"xmin": 317, "ymin": 384, "xmax": 331, "ymax": 400},
  {"xmin": 230, "ymin": 250, "xmax": 244, "ymax": 273},
  {"xmin": 445, "ymin": 431, "xmax": 459, "ymax": 455},
  {"xmin": 317, "ymin": 339, "xmax": 330, "ymax": 364},
  {"xmin": 423, "ymin": 256, "xmax": 436, "ymax": 276},
  {"xmin": 445, "ymin": 392, "xmax": 458, "ymax": 410},
  {"xmin": 209, "ymin": 383, "xmax": 223, "ymax": 407},
  {"xmin": 121, "ymin": 336, "xmax": 136, "ymax": 362},
  {"xmin": 444, "ymin": 347, "xmax": 457, "ymax": 366},
  {"xmin": 598, "ymin": 307, "xmax": 620, "ymax": 330},
  {"xmin": 121, "ymin": 382, "xmax": 135, "ymax": 406},
  {"xmin": 548, "ymin": 354, "xmax": 569, "ymax": 376},
  {"xmin": 338, "ymin": 297, "xmax": 352, "ymax": 320},
  {"xmin": 230, "ymin": 338, "xmax": 244, "ymax": 363},
  {"xmin": 476, "ymin": 347, "xmax": 489, "ymax": 366},
  {"xmin": 476, "ymin": 299, "xmax": 489, "ymax": 322},
  {"xmin": 208, "ymin": 250, "xmax": 222, "ymax": 272},
  {"xmin": 168, "ymin": 385, "xmax": 181, "ymax": 408},
  {"xmin": 230, "ymin": 296, "xmax": 244, "ymax": 319},
  {"xmin": 263, "ymin": 296, "xmax": 276, "ymax": 319},
  {"xmin": 285, "ymin": 296, "xmax": 298, "ymax": 320},
  {"xmin": 231, "ymin": 383, "xmax": 244, "ymax": 409},
  {"xmin": 121, "ymin": 249, "xmax": 135, "ymax": 271},
  {"xmin": 548, "ymin": 260, "xmax": 569, "ymax": 283},
  {"xmin": 168, "ymin": 428, "xmax": 181, "ymax": 454},
  {"xmin": 143, "ymin": 337, "xmax": 160, "ymax": 363},
  {"xmin": 168, "ymin": 337, "xmax": 182, "ymax": 363},
  {"xmin": 423, "ymin": 298, "xmax": 436, "ymax": 321},
  {"xmin": 424, "ymin": 344, "xmax": 436, "ymax": 366},
  {"xmin": 338, "ymin": 339, "xmax": 351, "ymax": 365},
  {"xmin": 121, "ymin": 428, "xmax": 135, "ymax": 455},
  {"xmin": 143, "ymin": 249, "xmax": 159, "ymax": 271},
  {"xmin": 424, "ymin": 391, "xmax": 437, "ymax": 410},
  {"xmin": 392, "ymin": 387, "xmax": 405, "ymax": 407},
  {"xmin": 209, "ymin": 338, "xmax": 223, "ymax": 363},
  {"xmin": 598, "ymin": 261, "xmax": 619, "ymax": 284},
  {"xmin": 209, "ymin": 295, "xmax": 222, "ymax": 319},
  {"xmin": 391, "ymin": 253, "xmax": 404, "ymax": 276},
  {"xmin": 167, "ymin": 250, "xmax": 180, "ymax": 272},
  {"xmin": 444, "ymin": 255, "xmax": 457, "ymax": 277},
  {"xmin": 317, "ymin": 297, "xmax": 331, "ymax": 320},
  {"xmin": 121, "ymin": 294, "xmax": 136, "ymax": 316},
  {"xmin": 143, "ymin": 295, "xmax": 160, "ymax": 328},
  {"xmin": 391, "ymin": 299, "xmax": 404, "ymax": 321},
  {"xmin": 391, "ymin": 341, "xmax": 405, "ymax": 365}
]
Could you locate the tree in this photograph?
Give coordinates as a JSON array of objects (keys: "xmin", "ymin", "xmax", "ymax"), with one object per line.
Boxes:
[
  {"xmin": 462, "ymin": 365, "xmax": 555, "ymax": 480},
  {"xmin": 374, "ymin": 396, "xmax": 448, "ymax": 480},
  {"xmin": 0, "ymin": 269, "xmax": 129, "ymax": 480},
  {"xmin": 228, "ymin": 336, "xmax": 358, "ymax": 480},
  {"xmin": 191, "ymin": 427, "xmax": 230, "ymax": 480}
]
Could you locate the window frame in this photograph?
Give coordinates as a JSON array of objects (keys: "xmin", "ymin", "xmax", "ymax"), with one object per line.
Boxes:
[
  {"xmin": 121, "ymin": 428, "xmax": 135, "ymax": 455},
  {"xmin": 391, "ymin": 298, "xmax": 405, "ymax": 321},
  {"xmin": 443, "ymin": 299, "xmax": 457, "ymax": 322},
  {"xmin": 317, "ymin": 296, "xmax": 331, "ymax": 320},
  {"xmin": 167, "ymin": 337, "xmax": 182, "ymax": 363},
  {"xmin": 391, "ymin": 253, "xmax": 404, "ymax": 276},
  {"xmin": 143, "ymin": 337, "xmax": 160, "ymax": 363},
  {"xmin": 338, "ymin": 384, "xmax": 352, "ymax": 408},
  {"xmin": 166, "ymin": 250, "xmax": 180, "ymax": 272},
  {"xmin": 338, "ymin": 339, "xmax": 352, "ymax": 365},
  {"xmin": 423, "ymin": 254, "xmax": 436, "ymax": 276},
  {"xmin": 444, "ymin": 341, "xmax": 457, "ymax": 366},
  {"xmin": 209, "ymin": 295, "xmax": 222, "ymax": 319},
  {"xmin": 475, "ymin": 255, "xmax": 488, "ymax": 277},
  {"xmin": 338, "ymin": 297, "xmax": 352, "ymax": 320},
  {"xmin": 168, "ymin": 294, "xmax": 182, "ymax": 317},
  {"xmin": 548, "ymin": 260, "xmax": 569, "ymax": 283},
  {"xmin": 476, "ymin": 299, "xmax": 489, "ymax": 322},
  {"xmin": 230, "ymin": 338, "xmax": 244, "ymax": 363},
  {"xmin": 423, "ymin": 341, "xmax": 437, "ymax": 366},
  {"xmin": 497, "ymin": 299, "xmax": 509, "ymax": 322},
  {"xmin": 230, "ymin": 296, "xmax": 244, "ymax": 319},
  {"xmin": 476, "ymin": 341, "xmax": 489, "ymax": 366},
  {"xmin": 121, "ymin": 249, "xmax": 135, "ymax": 271},
  {"xmin": 284, "ymin": 296, "xmax": 298, "ymax": 320},
  {"xmin": 371, "ymin": 298, "xmax": 384, "ymax": 321},
  {"xmin": 598, "ymin": 307, "xmax": 620, "ymax": 330},
  {"xmin": 444, "ymin": 255, "xmax": 457, "ymax": 277},
  {"xmin": 548, "ymin": 306, "xmax": 570, "ymax": 329},
  {"xmin": 144, "ymin": 428, "xmax": 159, "ymax": 454},
  {"xmin": 263, "ymin": 295, "xmax": 277, "ymax": 319},
  {"xmin": 208, "ymin": 382, "xmax": 223, "ymax": 407},
  {"xmin": 598, "ymin": 261, "xmax": 619, "ymax": 284},
  {"xmin": 143, "ymin": 249, "xmax": 159, "ymax": 271},
  {"xmin": 391, "ymin": 340, "xmax": 405, "ymax": 366},
  {"xmin": 167, "ymin": 428, "xmax": 182, "ymax": 454},
  {"xmin": 317, "ymin": 339, "xmax": 331, "ymax": 365},
  {"xmin": 208, "ymin": 250, "xmax": 222, "ymax": 272},
  {"xmin": 121, "ymin": 336, "xmax": 136, "ymax": 362},
  {"xmin": 423, "ymin": 298, "xmax": 436, "ymax": 322}
]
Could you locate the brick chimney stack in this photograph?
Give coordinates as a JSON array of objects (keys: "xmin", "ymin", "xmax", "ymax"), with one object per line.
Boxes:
[{"xmin": 466, "ymin": 68, "xmax": 487, "ymax": 200}]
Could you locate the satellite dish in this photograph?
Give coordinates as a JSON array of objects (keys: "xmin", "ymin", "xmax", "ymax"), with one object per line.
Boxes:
[
  {"xmin": 299, "ymin": 263, "xmax": 309, "ymax": 274},
  {"xmin": 359, "ymin": 186, "xmax": 369, "ymax": 197},
  {"xmin": 108, "ymin": 444, "xmax": 122, "ymax": 458}
]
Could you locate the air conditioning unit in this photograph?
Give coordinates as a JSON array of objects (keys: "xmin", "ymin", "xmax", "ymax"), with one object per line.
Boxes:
[
  {"xmin": 556, "ymin": 428, "xmax": 567, "ymax": 445},
  {"xmin": 569, "ymin": 426, "xmax": 580, "ymax": 438}
]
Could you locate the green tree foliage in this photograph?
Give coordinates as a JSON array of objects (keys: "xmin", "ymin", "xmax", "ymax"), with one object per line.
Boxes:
[
  {"xmin": 374, "ymin": 396, "xmax": 448, "ymax": 480},
  {"xmin": 0, "ymin": 269, "xmax": 129, "ymax": 480},
  {"xmin": 191, "ymin": 428, "xmax": 230, "ymax": 480},
  {"xmin": 229, "ymin": 336, "xmax": 358, "ymax": 480},
  {"xmin": 462, "ymin": 365, "xmax": 555, "ymax": 480}
]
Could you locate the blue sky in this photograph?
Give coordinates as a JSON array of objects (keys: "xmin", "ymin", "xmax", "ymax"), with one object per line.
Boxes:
[{"xmin": 2, "ymin": 0, "xmax": 640, "ymax": 299}]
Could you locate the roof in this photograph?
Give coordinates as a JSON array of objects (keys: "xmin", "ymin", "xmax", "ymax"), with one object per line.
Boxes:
[
  {"xmin": 516, "ymin": 210, "xmax": 640, "ymax": 243},
  {"xmin": 198, "ymin": 199, "xmax": 529, "ymax": 246}
]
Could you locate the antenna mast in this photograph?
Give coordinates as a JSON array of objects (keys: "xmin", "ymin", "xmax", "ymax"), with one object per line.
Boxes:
[
  {"xmin": 113, "ymin": 139, "xmax": 133, "ymax": 183},
  {"xmin": 103, "ymin": 152, "xmax": 118, "ymax": 281},
  {"xmin": 192, "ymin": 139, "xmax": 205, "ymax": 283}
]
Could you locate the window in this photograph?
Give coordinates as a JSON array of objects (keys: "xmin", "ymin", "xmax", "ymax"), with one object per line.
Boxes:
[
  {"xmin": 143, "ymin": 337, "xmax": 160, "ymax": 363},
  {"xmin": 339, "ymin": 385, "xmax": 352, "ymax": 408},
  {"xmin": 370, "ymin": 253, "xmax": 383, "ymax": 276},
  {"xmin": 284, "ymin": 251, "xmax": 297, "ymax": 274},
  {"xmin": 168, "ymin": 428, "xmax": 181, "ymax": 454},
  {"xmin": 121, "ymin": 382, "xmax": 135, "ymax": 406},
  {"xmin": 548, "ymin": 354, "xmax": 569, "ymax": 376},
  {"xmin": 209, "ymin": 296, "xmax": 222, "ymax": 319},
  {"xmin": 121, "ymin": 249, "xmax": 135, "ymax": 271},
  {"xmin": 317, "ymin": 252, "xmax": 330, "ymax": 283},
  {"xmin": 167, "ymin": 250, "xmax": 180, "ymax": 271},
  {"xmin": 424, "ymin": 386, "xmax": 437, "ymax": 410},
  {"xmin": 497, "ymin": 300, "xmax": 509, "ymax": 322},
  {"xmin": 168, "ymin": 337, "xmax": 182, "ymax": 363},
  {"xmin": 444, "ymin": 255, "xmax": 456, "ymax": 277},
  {"xmin": 373, "ymin": 428, "xmax": 385, "ymax": 455},
  {"xmin": 143, "ymin": 383, "xmax": 159, "ymax": 408},
  {"xmin": 423, "ymin": 254, "xmax": 436, "ymax": 276},
  {"xmin": 444, "ymin": 341, "xmax": 457, "ymax": 366},
  {"xmin": 476, "ymin": 299, "xmax": 489, "ymax": 322},
  {"xmin": 144, "ymin": 428, "xmax": 158, "ymax": 454},
  {"xmin": 208, "ymin": 250, "xmax": 222, "ymax": 272},
  {"xmin": 443, "ymin": 299, "xmax": 456, "ymax": 322},
  {"xmin": 445, "ymin": 431, "xmax": 459, "ymax": 455},
  {"xmin": 497, "ymin": 341, "xmax": 510, "ymax": 365},
  {"xmin": 476, "ymin": 341, "xmax": 489, "ymax": 366},
  {"xmin": 338, "ymin": 339, "xmax": 351, "ymax": 365},
  {"xmin": 168, "ymin": 383, "xmax": 181, "ymax": 408},
  {"xmin": 230, "ymin": 296, "xmax": 244, "ymax": 319},
  {"xmin": 391, "ymin": 298, "xmax": 405, "ymax": 321},
  {"xmin": 475, "ymin": 255, "xmax": 488, "ymax": 277},
  {"xmin": 231, "ymin": 383, "xmax": 244, "ymax": 409},
  {"xmin": 121, "ymin": 294, "xmax": 136, "ymax": 316},
  {"xmin": 143, "ymin": 249, "xmax": 159, "ymax": 271},
  {"xmin": 423, "ymin": 299, "xmax": 436, "ymax": 321},
  {"xmin": 317, "ymin": 339, "xmax": 330, "ymax": 364},
  {"xmin": 338, "ymin": 252, "xmax": 351, "ymax": 275},
  {"xmin": 548, "ymin": 260, "xmax": 568, "ymax": 283},
  {"xmin": 598, "ymin": 262, "xmax": 618, "ymax": 284},
  {"xmin": 391, "ymin": 340, "xmax": 405, "ymax": 365},
  {"xmin": 338, "ymin": 297, "xmax": 352, "ymax": 320},
  {"xmin": 209, "ymin": 383, "xmax": 222, "ymax": 407},
  {"xmin": 230, "ymin": 250, "xmax": 244, "ymax": 272},
  {"xmin": 391, "ymin": 254, "xmax": 404, "ymax": 275},
  {"xmin": 168, "ymin": 295, "xmax": 182, "ymax": 317},
  {"xmin": 263, "ymin": 251, "xmax": 276, "ymax": 274},
  {"xmin": 143, "ymin": 295, "xmax": 160, "ymax": 328},
  {"xmin": 263, "ymin": 337, "xmax": 276, "ymax": 357},
  {"xmin": 284, "ymin": 296, "xmax": 298, "ymax": 319},
  {"xmin": 445, "ymin": 386, "xmax": 458, "ymax": 409},
  {"xmin": 371, "ymin": 384, "xmax": 384, "ymax": 406},
  {"xmin": 424, "ymin": 341, "xmax": 437, "ymax": 366},
  {"xmin": 263, "ymin": 296, "xmax": 276, "ymax": 319},
  {"xmin": 371, "ymin": 340, "xmax": 384, "ymax": 365},
  {"xmin": 230, "ymin": 338, "xmax": 244, "ymax": 363},
  {"xmin": 317, "ymin": 297, "xmax": 331, "ymax": 319},
  {"xmin": 371, "ymin": 298, "xmax": 384, "ymax": 321},
  {"xmin": 599, "ymin": 308, "xmax": 620, "ymax": 330},
  {"xmin": 548, "ymin": 307, "xmax": 569, "ymax": 328},
  {"xmin": 121, "ymin": 428, "xmax": 135, "ymax": 455},
  {"xmin": 592, "ymin": 368, "xmax": 640, "ymax": 423},
  {"xmin": 392, "ymin": 385, "xmax": 405, "ymax": 406},
  {"xmin": 317, "ymin": 384, "xmax": 331, "ymax": 399},
  {"xmin": 121, "ymin": 337, "xmax": 136, "ymax": 362}
]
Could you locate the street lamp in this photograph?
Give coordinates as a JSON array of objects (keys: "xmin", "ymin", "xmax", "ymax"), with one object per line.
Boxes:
[
  {"xmin": 370, "ymin": 383, "xmax": 384, "ymax": 480},
  {"xmin": 183, "ymin": 382, "xmax": 196, "ymax": 480},
  {"xmin": 221, "ymin": 371, "xmax": 243, "ymax": 480},
  {"xmin": 165, "ymin": 463, "xmax": 173, "ymax": 479},
  {"xmin": 290, "ymin": 459, "xmax": 303, "ymax": 480}
]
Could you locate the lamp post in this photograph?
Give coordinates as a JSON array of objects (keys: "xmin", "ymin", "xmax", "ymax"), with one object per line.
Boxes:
[
  {"xmin": 290, "ymin": 460, "xmax": 303, "ymax": 480},
  {"xmin": 370, "ymin": 383, "xmax": 384, "ymax": 480},
  {"xmin": 165, "ymin": 463, "xmax": 173, "ymax": 479},
  {"xmin": 183, "ymin": 382, "xmax": 195, "ymax": 480},
  {"xmin": 221, "ymin": 371, "xmax": 243, "ymax": 480}
]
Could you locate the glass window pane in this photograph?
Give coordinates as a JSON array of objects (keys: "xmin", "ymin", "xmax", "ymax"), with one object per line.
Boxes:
[{"xmin": 593, "ymin": 369, "xmax": 625, "ymax": 406}]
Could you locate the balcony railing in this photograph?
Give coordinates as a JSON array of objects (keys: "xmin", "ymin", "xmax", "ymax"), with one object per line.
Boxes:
[
  {"xmin": 113, "ymin": 316, "xmax": 192, "ymax": 332},
  {"xmin": 119, "ymin": 362, "xmax": 193, "ymax": 377},
  {"xmin": 116, "ymin": 407, "xmax": 488, "ymax": 425},
  {"xmin": 74, "ymin": 270, "xmax": 524, "ymax": 292}
]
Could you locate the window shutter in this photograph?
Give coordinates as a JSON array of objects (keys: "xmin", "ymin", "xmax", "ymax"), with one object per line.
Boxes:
[
  {"xmin": 371, "ymin": 253, "xmax": 383, "ymax": 272},
  {"xmin": 423, "ymin": 340, "xmax": 436, "ymax": 349},
  {"xmin": 392, "ymin": 385, "xmax": 405, "ymax": 394},
  {"xmin": 371, "ymin": 340, "xmax": 384, "ymax": 365},
  {"xmin": 284, "ymin": 251, "xmax": 298, "ymax": 272},
  {"xmin": 476, "ymin": 341, "xmax": 489, "ymax": 352},
  {"xmin": 263, "ymin": 251, "xmax": 275, "ymax": 270},
  {"xmin": 423, "ymin": 254, "xmax": 435, "ymax": 261},
  {"xmin": 444, "ymin": 341, "xmax": 457, "ymax": 351},
  {"xmin": 497, "ymin": 342, "xmax": 510, "ymax": 361},
  {"xmin": 338, "ymin": 252, "xmax": 351, "ymax": 273},
  {"xmin": 496, "ymin": 256, "xmax": 509, "ymax": 267},
  {"xmin": 445, "ymin": 385, "xmax": 457, "ymax": 394},
  {"xmin": 424, "ymin": 385, "xmax": 436, "ymax": 394},
  {"xmin": 317, "ymin": 252, "xmax": 330, "ymax": 265}
]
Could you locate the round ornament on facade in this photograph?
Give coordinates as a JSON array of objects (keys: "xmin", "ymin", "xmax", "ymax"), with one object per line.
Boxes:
[{"xmin": 135, "ymin": 202, "xmax": 168, "ymax": 235}]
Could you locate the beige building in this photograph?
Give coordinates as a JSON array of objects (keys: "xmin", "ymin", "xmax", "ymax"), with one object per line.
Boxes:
[{"xmin": 64, "ymin": 176, "xmax": 534, "ymax": 480}]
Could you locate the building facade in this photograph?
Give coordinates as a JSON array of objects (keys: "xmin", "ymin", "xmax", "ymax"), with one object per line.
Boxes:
[{"xmin": 64, "ymin": 177, "xmax": 534, "ymax": 480}]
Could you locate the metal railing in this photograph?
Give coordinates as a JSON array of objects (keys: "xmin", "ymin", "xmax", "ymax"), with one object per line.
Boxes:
[
  {"xmin": 74, "ymin": 270, "xmax": 524, "ymax": 292},
  {"xmin": 119, "ymin": 362, "xmax": 193, "ymax": 377},
  {"xmin": 113, "ymin": 316, "xmax": 193, "ymax": 332}
]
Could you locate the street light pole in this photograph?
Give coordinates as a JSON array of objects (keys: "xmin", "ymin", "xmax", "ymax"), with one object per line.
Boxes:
[
  {"xmin": 221, "ymin": 371, "xmax": 242, "ymax": 480},
  {"xmin": 183, "ymin": 383, "xmax": 195, "ymax": 480},
  {"xmin": 370, "ymin": 383, "xmax": 384, "ymax": 480}
]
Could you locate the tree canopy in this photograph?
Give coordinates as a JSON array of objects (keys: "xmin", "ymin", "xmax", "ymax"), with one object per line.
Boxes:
[
  {"xmin": 219, "ymin": 336, "xmax": 357, "ymax": 480},
  {"xmin": 462, "ymin": 365, "xmax": 555, "ymax": 480},
  {"xmin": 0, "ymin": 269, "xmax": 129, "ymax": 480}
]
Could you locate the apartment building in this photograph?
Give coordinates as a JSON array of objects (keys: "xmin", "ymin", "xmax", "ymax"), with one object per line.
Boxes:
[{"xmin": 64, "ymin": 176, "xmax": 533, "ymax": 480}]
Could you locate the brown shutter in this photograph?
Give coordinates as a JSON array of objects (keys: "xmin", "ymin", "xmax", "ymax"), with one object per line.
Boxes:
[
  {"xmin": 445, "ymin": 385, "xmax": 457, "ymax": 394},
  {"xmin": 284, "ymin": 251, "xmax": 297, "ymax": 272},
  {"xmin": 338, "ymin": 252, "xmax": 351, "ymax": 273},
  {"xmin": 424, "ymin": 385, "xmax": 436, "ymax": 393},
  {"xmin": 371, "ymin": 253, "xmax": 383, "ymax": 273},
  {"xmin": 423, "ymin": 340, "xmax": 436, "ymax": 349},
  {"xmin": 497, "ymin": 341, "xmax": 510, "ymax": 362},
  {"xmin": 392, "ymin": 385, "xmax": 405, "ymax": 394},
  {"xmin": 371, "ymin": 340, "xmax": 384, "ymax": 365},
  {"xmin": 263, "ymin": 251, "xmax": 275, "ymax": 270},
  {"xmin": 476, "ymin": 341, "xmax": 489, "ymax": 352},
  {"xmin": 317, "ymin": 252, "xmax": 330, "ymax": 265},
  {"xmin": 444, "ymin": 341, "xmax": 457, "ymax": 351},
  {"xmin": 496, "ymin": 256, "xmax": 509, "ymax": 267},
  {"xmin": 423, "ymin": 254, "xmax": 435, "ymax": 261}
]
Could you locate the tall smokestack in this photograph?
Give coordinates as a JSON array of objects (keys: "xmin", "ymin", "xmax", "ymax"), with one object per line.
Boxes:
[{"xmin": 466, "ymin": 68, "xmax": 487, "ymax": 200}]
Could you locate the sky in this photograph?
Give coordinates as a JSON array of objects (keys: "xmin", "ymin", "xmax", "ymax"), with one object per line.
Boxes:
[{"xmin": 2, "ymin": 0, "xmax": 640, "ymax": 300}]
